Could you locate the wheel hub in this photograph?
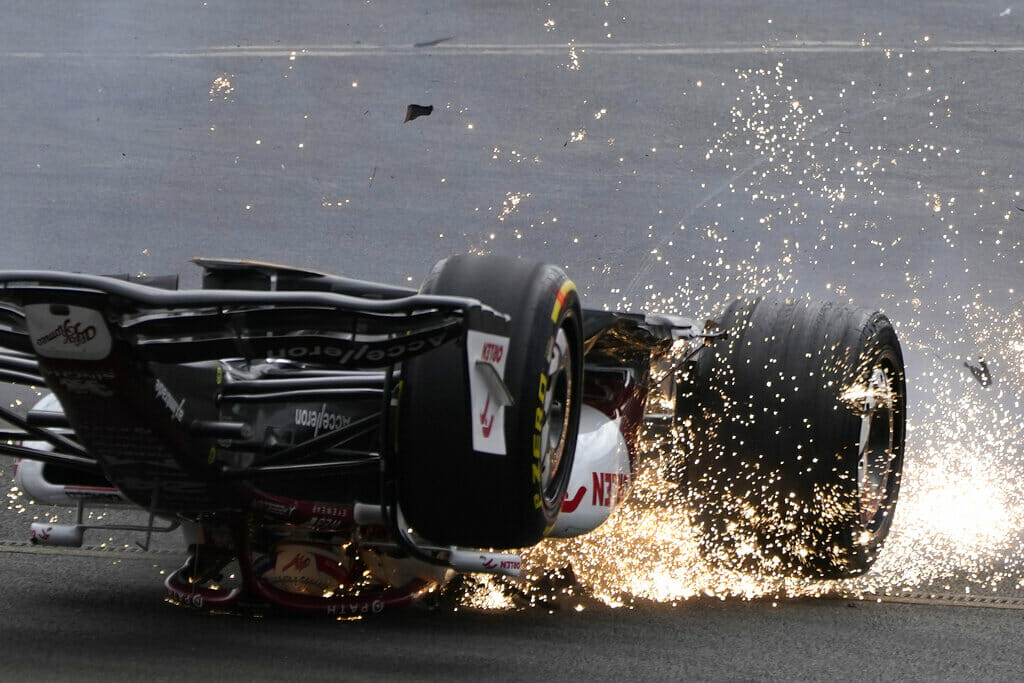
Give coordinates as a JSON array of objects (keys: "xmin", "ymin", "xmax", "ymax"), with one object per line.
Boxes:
[{"xmin": 857, "ymin": 364, "xmax": 897, "ymax": 527}]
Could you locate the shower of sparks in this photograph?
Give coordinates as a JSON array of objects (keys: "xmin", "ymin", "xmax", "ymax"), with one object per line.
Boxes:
[
  {"xmin": 208, "ymin": 74, "xmax": 235, "ymax": 102},
  {"xmin": 497, "ymin": 191, "xmax": 531, "ymax": 222},
  {"xmin": 462, "ymin": 50, "xmax": 1024, "ymax": 610},
  {"xmin": 564, "ymin": 42, "xmax": 581, "ymax": 71}
]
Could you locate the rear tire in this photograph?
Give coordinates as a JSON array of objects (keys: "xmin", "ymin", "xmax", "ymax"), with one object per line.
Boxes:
[
  {"xmin": 675, "ymin": 296, "xmax": 906, "ymax": 579},
  {"xmin": 397, "ymin": 255, "xmax": 583, "ymax": 549}
]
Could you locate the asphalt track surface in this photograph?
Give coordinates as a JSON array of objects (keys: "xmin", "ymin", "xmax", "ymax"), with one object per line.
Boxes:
[{"xmin": 2, "ymin": 1, "xmax": 1024, "ymax": 680}]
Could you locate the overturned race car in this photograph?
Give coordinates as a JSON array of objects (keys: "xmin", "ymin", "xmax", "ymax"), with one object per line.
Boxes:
[{"xmin": 0, "ymin": 255, "xmax": 905, "ymax": 614}]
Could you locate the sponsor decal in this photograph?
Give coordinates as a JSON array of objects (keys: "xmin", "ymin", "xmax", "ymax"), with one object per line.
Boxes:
[
  {"xmin": 36, "ymin": 320, "xmax": 95, "ymax": 347},
  {"xmin": 466, "ymin": 331, "xmax": 510, "ymax": 455},
  {"xmin": 482, "ymin": 557, "xmax": 522, "ymax": 571},
  {"xmin": 251, "ymin": 499, "xmax": 298, "ymax": 518},
  {"xmin": 479, "ymin": 396, "xmax": 496, "ymax": 438},
  {"xmin": 153, "ymin": 378, "xmax": 186, "ymax": 422},
  {"xmin": 264, "ymin": 545, "xmax": 350, "ymax": 596},
  {"xmin": 294, "ymin": 406, "xmax": 352, "ymax": 434},
  {"xmin": 531, "ymin": 372, "xmax": 547, "ymax": 509},
  {"xmin": 166, "ymin": 586, "xmax": 205, "ymax": 608},
  {"xmin": 24, "ymin": 304, "xmax": 112, "ymax": 360},
  {"xmin": 559, "ymin": 474, "xmax": 630, "ymax": 514},
  {"xmin": 50, "ymin": 368, "xmax": 116, "ymax": 397},
  {"xmin": 561, "ymin": 486, "xmax": 586, "ymax": 513},
  {"xmin": 480, "ymin": 341, "xmax": 504, "ymax": 364},
  {"xmin": 310, "ymin": 503, "xmax": 352, "ymax": 518},
  {"xmin": 267, "ymin": 331, "xmax": 450, "ymax": 366},
  {"xmin": 327, "ymin": 600, "xmax": 384, "ymax": 616},
  {"xmin": 281, "ymin": 552, "xmax": 312, "ymax": 573},
  {"xmin": 592, "ymin": 471, "xmax": 630, "ymax": 507}
]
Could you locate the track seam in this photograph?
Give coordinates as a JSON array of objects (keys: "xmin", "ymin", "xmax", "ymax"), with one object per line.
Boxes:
[
  {"xmin": 4, "ymin": 42, "xmax": 1024, "ymax": 59},
  {"xmin": 864, "ymin": 592, "xmax": 1024, "ymax": 610}
]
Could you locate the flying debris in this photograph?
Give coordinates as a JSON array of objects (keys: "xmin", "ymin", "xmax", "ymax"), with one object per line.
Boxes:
[
  {"xmin": 964, "ymin": 358, "xmax": 993, "ymax": 387},
  {"xmin": 413, "ymin": 37, "xmax": 454, "ymax": 48},
  {"xmin": 404, "ymin": 104, "xmax": 434, "ymax": 122}
]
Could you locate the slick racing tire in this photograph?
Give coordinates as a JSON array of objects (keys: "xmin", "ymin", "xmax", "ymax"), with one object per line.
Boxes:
[
  {"xmin": 397, "ymin": 255, "xmax": 583, "ymax": 549},
  {"xmin": 675, "ymin": 296, "xmax": 906, "ymax": 579}
]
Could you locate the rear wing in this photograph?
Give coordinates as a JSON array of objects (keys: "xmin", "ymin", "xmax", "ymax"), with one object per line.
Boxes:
[
  {"xmin": 0, "ymin": 269, "xmax": 508, "ymax": 368},
  {"xmin": 0, "ymin": 268, "xmax": 510, "ymax": 512}
]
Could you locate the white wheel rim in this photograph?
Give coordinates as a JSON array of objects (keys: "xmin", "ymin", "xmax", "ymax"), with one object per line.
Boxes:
[{"xmin": 856, "ymin": 364, "xmax": 897, "ymax": 526}]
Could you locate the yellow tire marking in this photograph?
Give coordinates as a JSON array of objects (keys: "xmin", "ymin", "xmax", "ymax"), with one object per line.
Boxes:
[{"xmin": 550, "ymin": 280, "xmax": 576, "ymax": 323}]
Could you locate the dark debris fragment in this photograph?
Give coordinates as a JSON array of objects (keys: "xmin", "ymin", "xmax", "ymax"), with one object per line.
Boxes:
[
  {"xmin": 404, "ymin": 104, "xmax": 434, "ymax": 122},
  {"xmin": 413, "ymin": 37, "xmax": 454, "ymax": 48},
  {"xmin": 964, "ymin": 358, "xmax": 993, "ymax": 387}
]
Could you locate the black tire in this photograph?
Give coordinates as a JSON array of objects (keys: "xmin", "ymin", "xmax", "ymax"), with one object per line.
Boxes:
[
  {"xmin": 675, "ymin": 296, "xmax": 906, "ymax": 579},
  {"xmin": 396, "ymin": 255, "xmax": 583, "ymax": 549}
]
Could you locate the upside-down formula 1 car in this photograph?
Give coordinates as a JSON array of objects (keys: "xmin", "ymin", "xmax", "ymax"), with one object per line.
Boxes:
[{"xmin": 0, "ymin": 255, "xmax": 906, "ymax": 614}]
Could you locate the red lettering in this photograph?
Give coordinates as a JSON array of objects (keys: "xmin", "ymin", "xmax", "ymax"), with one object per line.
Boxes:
[
  {"xmin": 481, "ymin": 343, "xmax": 504, "ymax": 363},
  {"xmin": 590, "ymin": 472, "xmax": 630, "ymax": 507},
  {"xmin": 281, "ymin": 552, "xmax": 311, "ymax": 572}
]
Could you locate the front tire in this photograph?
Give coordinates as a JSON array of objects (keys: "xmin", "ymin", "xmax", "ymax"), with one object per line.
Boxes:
[
  {"xmin": 397, "ymin": 255, "xmax": 583, "ymax": 549},
  {"xmin": 675, "ymin": 296, "xmax": 906, "ymax": 579}
]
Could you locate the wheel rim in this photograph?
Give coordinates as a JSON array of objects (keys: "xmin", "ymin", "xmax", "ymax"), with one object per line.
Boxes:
[
  {"xmin": 539, "ymin": 326, "xmax": 573, "ymax": 504},
  {"xmin": 856, "ymin": 362, "xmax": 899, "ymax": 528}
]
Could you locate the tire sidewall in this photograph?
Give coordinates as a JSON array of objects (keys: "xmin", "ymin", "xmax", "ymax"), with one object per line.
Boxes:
[
  {"xmin": 397, "ymin": 255, "xmax": 582, "ymax": 549},
  {"xmin": 680, "ymin": 296, "xmax": 906, "ymax": 578}
]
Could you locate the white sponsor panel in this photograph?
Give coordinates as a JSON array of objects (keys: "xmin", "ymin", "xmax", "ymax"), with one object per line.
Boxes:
[
  {"xmin": 465, "ymin": 330, "xmax": 510, "ymax": 455},
  {"xmin": 16, "ymin": 458, "xmax": 127, "ymax": 506},
  {"xmin": 24, "ymin": 304, "xmax": 112, "ymax": 361},
  {"xmin": 262, "ymin": 543, "xmax": 349, "ymax": 596},
  {"xmin": 549, "ymin": 405, "xmax": 632, "ymax": 538},
  {"xmin": 447, "ymin": 549, "xmax": 523, "ymax": 578}
]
